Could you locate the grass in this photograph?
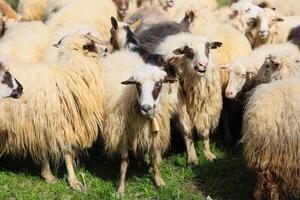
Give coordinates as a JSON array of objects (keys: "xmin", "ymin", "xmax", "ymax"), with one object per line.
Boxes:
[{"xmin": 0, "ymin": 0, "xmax": 256, "ymax": 200}]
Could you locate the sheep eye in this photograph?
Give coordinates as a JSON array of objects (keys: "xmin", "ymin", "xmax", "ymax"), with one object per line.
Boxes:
[
  {"xmin": 245, "ymin": 8, "xmax": 251, "ymax": 12},
  {"xmin": 136, "ymin": 82, "xmax": 141, "ymax": 96},
  {"xmin": 83, "ymin": 43, "xmax": 97, "ymax": 52},
  {"xmin": 240, "ymin": 74, "xmax": 246, "ymax": 78},
  {"xmin": 272, "ymin": 63, "xmax": 280, "ymax": 69}
]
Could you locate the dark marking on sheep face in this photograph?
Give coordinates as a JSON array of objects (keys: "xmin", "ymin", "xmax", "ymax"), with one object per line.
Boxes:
[
  {"xmin": 173, "ymin": 46, "xmax": 194, "ymax": 59},
  {"xmin": 2, "ymin": 71, "xmax": 13, "ymax": 88},
  {"xmin": 205, "ymin": 42, "xmax": 210, "ymax": 58},
  {"xmin": 124, "ymin": 25, "xmax": 140, "ymax": 47},
  {"xmin": 152, "ymin": 81, "xmax": 162, "ymax": 100},
  {"xmin": 83, "ymin": 42, "xmax": 97, "ymax": 53},
  {"xmin": 288, "ymin": 26, "xmax": 300, "ymax": 50}
]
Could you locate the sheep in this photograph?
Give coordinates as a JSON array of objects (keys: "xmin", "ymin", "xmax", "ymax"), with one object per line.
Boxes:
[
  {"xmin": 224, "ymin": 42, "xmax": 299, "ymax": 99},
  {"xmin": 108, "ymin": 17, "xmax": 223, "ymax": 161},
  {"xmin": 0, "ymin": 62, "xmax": 23, "ymax": 100},
  {"xmin": 0, "ymin": 21, "xmax": 52, "ymax": 64},
  {"xmin": 252, "ymin": 8, "xmax": 300, "ymax": 48},
  {"xmin": 46, "ymin": 0, "xmax": 117, "ymax": 40},
  {"xmin": 102, "ymin": 50, "xmax": 178, "ymax": 195},
  {"xmin": 0, "ymin": 29, "xmax": 106, "ymax": 191},
  {"xmin": 256, "ymin": 49, "xmax": 300, "ymax": 84},
  {"xmin": 156, "ymin": 33, "xmax": 223, "ymax": 160},
  {"xmin": 288, "ymin": 25, "xmax": 300, "ymax": 50},
  {"xmin": 230, "ymin": 1, "xmax": 263, "ymax": 46},
  {"xmin": 242, "ymin": 77, "xmax": 300, "ymax": 199}
]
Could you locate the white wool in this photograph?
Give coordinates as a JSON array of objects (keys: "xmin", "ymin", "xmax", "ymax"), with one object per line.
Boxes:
[
  {"xmin": 0, "ymin": 21, "xmax": 52, "ymax": 64},
  {"xmin": 132, "ymin": 65, "xmax": 167, "ymax": 83}
]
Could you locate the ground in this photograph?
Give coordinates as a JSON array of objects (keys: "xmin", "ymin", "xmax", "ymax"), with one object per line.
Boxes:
[{"xmin": 0, "ymin": 0, "xmax": 256, "ymax": 200}]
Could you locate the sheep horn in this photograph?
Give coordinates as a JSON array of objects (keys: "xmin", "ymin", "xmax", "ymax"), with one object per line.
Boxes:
[
  {"xmin": 84, "ymin": 33, "xmax": 109, "ymax": 45},
  {"xmin": 130, "ymin": 19, "xmax": 142, "ymax": 31}
]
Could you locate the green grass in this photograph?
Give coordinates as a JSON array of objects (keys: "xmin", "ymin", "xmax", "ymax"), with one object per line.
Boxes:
[{"xmin": 0, "ymin": 0, "xmax": 255, "ymax": 200}]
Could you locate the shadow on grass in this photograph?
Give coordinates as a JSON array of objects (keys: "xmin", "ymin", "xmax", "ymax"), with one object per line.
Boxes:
[{"xmin": 193, "ymin": 153, "xmax": 255, "ymax": 200}]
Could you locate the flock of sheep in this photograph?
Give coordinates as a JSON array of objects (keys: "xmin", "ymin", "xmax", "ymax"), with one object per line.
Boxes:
[{"xmin": 0, "ymin": 0, "xmax": 298, "ymax": 199}]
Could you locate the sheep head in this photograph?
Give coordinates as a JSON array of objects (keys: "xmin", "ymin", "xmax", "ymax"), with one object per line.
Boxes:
[
  {"xmin": 53, "ymin": 32, "xmax": 108, "ymax": 57},
  {"xmin": 168, "ymin": 38, "xmax": 222, "ymax": 76},
  {"xmin": 0, "ymin": 62, "xmax": 23, "ymax": 99},
  {"xmin": 109, "ymin": 16, "xmax": 141, "ymax": 50},
  {"xmin": 158, "ymin": 0, "xmax": 175, "ymax": 9},
  {"xmin": 121, "ymin": 65, "xmax": 176, "ymax": 118},
  {"xmin": 223, "ymin": 58, "xmax": 257, "ymax": 99},
  {"xmin": 256, "ymin": 53, "xmax": 300, "ymax": 84},
  {"xmin": 256, "ymin": 8, "xmax": 284, "ymax": 39},
  {"xmin": 113, "ymin": 0, "xmax": 131, "ymax": 18}
]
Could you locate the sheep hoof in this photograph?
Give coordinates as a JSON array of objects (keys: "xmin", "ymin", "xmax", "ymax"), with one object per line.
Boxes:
[
  {"xmin": 154, "ymin": 176, "xmax": 165, "ymax": 188},
  {"xmin": 117, "ymin": 186, "xmax": 125, "ymax": 198},
  {"xmin": 204, "ymin": 151, "xmax": 216, "ymax": 161},
  {"xmin": 69, "ymin": 179, "xmax": 86, "ymax": 192},
  {"xmin": 187, "ymin": 156, "xmax": 199, "ymax": 166},
  {"xmin": 44, "ymin": 175, "xmax": 58, "ymax": 184}
]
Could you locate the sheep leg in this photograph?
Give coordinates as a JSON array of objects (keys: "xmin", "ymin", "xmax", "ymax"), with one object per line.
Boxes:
[
  {"xmin": 202, "ymin": 130, "xmax": 216, "ymax": 161},
  {"xmin": 64, "ymin": 153, "xmax": 85, "ymax": 192},
  {"xmin": 117, "ymin": 143, "xmax": 129, "ymax": 196},
  {"xmin": 150, "ymin": 148, "xmax": 165, "ymax": 188},
  {"xmin": 41, "ymin": 158, "xmax": 58, "ymax": 183},
  {"xmin": 179, "ymin": 106, "xmax": 198, "ymax": 165}
]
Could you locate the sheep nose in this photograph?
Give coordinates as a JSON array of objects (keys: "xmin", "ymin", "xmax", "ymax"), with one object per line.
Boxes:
[
  {"xmin": 141, "ymin": 105, "xmax": 152, "ymax": 113},
  {"xmin": 225, "ymin": 91, "xmax": 234, "ymax": 98},
  {"xmin": 199, "ymin": 62, "xmax": 208, "ymax": 67}
]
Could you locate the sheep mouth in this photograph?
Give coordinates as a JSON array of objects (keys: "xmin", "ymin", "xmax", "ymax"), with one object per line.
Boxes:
[
  {"xmin": 194, "ymin": 66, "xmax": 206, "ymax": 74},
  {"xmin": 118, "ymin": 10, "xmax": 127, "ymax": 17}
]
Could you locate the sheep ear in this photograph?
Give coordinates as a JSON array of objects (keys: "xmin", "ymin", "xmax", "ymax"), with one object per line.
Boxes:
[
  {"xmin": 163, "ymin": 76, "xmax": 177, "ymax": 83},
  {"xmin": 167, "ymin": 56, "xmax": 184, "ymax": 66},
  {"xmin": 111, "ymin": 16, "xmax": 118, "ymax": 30},
  {"xmin": 53, "ymin": 35, "xmax": 69, "ymax": 48},
  {"xmin": 210, "ymin": 42, "xmax": 222, "ymax": 49},
  {"xmin": 130, "ymin": 19, "xmax": 142, "ymax": 31},
  {"xmin": 121, "ymin": 77, "xmax": 136, "ymax": 85},
  {"xmin": 172, "ymin": 48, "xmax": 184, "ymax": 55},
  {"xmin": 84, "ymin": 33, "xmax": 110, "ymax": 45}
]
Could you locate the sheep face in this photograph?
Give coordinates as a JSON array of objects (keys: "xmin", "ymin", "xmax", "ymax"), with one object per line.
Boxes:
[
  {"xmin": 0, "ymin": 63, "xmax": 23, "ymax": 99},
  {"xmin": 169, "ymin": 41, "xmax": 222, "ymax": 76},
  {"xmin": 109, "ymin": 17, "xmax": 140, "ymax": 50},
  {"xmin": 225, "ymin": 60, "xmax": 256, "ymax": 99},
  {"xmin": 256, "ymin": 54, "xmax": 299, "ymax": 84},
  {"xmin": 257, "ymin": 8, "xmax": 284, "ymax": 39},
  {"xmin": 122, "ymin": 65, "xmax": 176, "ymax": 118},
  {"xmin": 53, "ymin": 32, "xmax": 108, "ymax": 58},
  {"xmin": 158, "ymin": 0, "xmax": 175, "ymax": 9},
  {"xmin": 113, "ymin": 0, "xmax": 131, "ymax": 17},
  {"xmin": 231, "ymin": 1, "xmax": 262, "ymax": 20}
]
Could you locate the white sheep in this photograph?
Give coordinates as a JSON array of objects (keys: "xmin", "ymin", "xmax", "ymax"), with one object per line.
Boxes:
[
  {"xmin": 0, "ymin": 29, "xmax": 106, "ymax": 191},
  {"xmin": 225, "ymin": 42, "xmax": 299, "ymax": 99},
  {"xmin": 102, "ymin": 50, "xmax": 178, "ymax": 195},
  {"xmin": 253, "ymin": 8, "xmax": 300, "ymax": 48},
  {"xmin": 242, "ymin": 77, "xmax": 300, "ymax": 199},
  {"xmin": 156, "ymin": 33, "xmax": 223, "ymax": 161},
  {"xmin": 0, "ymin": 21, "xmax": 52, "ymax": 64},
  {"xmin": 46, "ymin": 0, "xmax": 117, "ymax": 40}
]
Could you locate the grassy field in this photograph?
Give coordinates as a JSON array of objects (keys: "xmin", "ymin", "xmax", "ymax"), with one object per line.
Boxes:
[{"xmin": 0, "ymin": 0, "xmax": 257, "ymax": 200}]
